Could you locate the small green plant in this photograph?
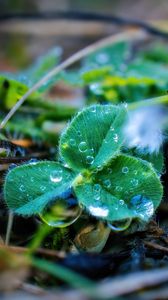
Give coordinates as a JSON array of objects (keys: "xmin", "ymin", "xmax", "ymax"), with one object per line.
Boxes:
[{"xmin": 4, "ymin": 104, "xmax": 163, "ymax": 229}]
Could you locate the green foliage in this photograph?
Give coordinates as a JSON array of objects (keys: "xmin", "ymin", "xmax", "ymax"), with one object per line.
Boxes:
[
  {"xmin": 79, "ymin": 41, "xmax": 168, "ymax": 105},
  {"xmin": 60, "ymin": 104, "xmax": 127, "ymax": 172},
  {"xmin": 4, "ymin": 161, "xmax": 76, "ymax": 215},
  {"xmin": 4, "ymin": 104, "xmax": 163, "ymax": 226}
]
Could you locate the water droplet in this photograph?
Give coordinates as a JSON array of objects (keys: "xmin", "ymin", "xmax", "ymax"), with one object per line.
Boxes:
[
  {"xmin": 131, "ymin": 179, "xmax": 139, "ymax": 186},
  {"xmin": 119, "ymin": 199, "xmax": 125, "ymax": 205},
  {"xmin": 122, "ymin": 167, "xmax": 129, "ymax": 174},
  {"xmin": 69, "ymin": 139, "xmax": 76, "ymax": 146},
  {"xmin": 39, "ymin": 197, "xmax": 82, "ymax": 228},
  {"xmin": 103, "ymin": 179, "xmax": 111, "ymax": 188},
  {"xmin": 107, "ymin": 168, "xmax": 112, "ymax": 174},
  {"xmin": 30, "ymin": 177, "xmax": 34, "ymax": 183},
  {"xmin": 93, "ymin": 184, "xmax": 101, "ymax": 192},
  {"xmin": 88, "ymin": 205, "xmax": 109, "ymax": 218},
  {"xmin": 115, "ymin": 186, "xmax": 123, "ymax": 192},
  {"xmin": 9, "ymin": 163, "xmax": 17, "ymax": 170},
  {"xmin": 113, "ymin": 134, "xmax": 119, "ymax": 143},
  {"xmin": 78, "ymin": 141, "xmax": 87, "ymax": 152},
  {"xmin": 28, "ymin": 158, "xmax": 38, "ymax": 165},
  {"xmin": 19, "ymin": 185, "xmax": 26, "ymax": 192},
  {"xmin": 97, "ymin": 165, "xmax": 103, "ymax": 172},
  {"xmin": 50, "ymin": 169, "xmax": 63, "ymax": 183},
  {"xmin": 96, "ymin": 52, "xmax": 109, "ymax": 64},
  {"xmin": 108, "ymin": 218, "xmax": 132, "ymax": 232},
  {"xmin": 134, "ymin": 170, "xmax": 138, "ymax": 175},
  {"xmin": 105, "ymin": 106, "xmax": 111, "ymax": 114},
  {"xmin": 129, "ymin": 195, "xmax": 154, "ymax": 221},
  {"xmin": 40, "ymin": 186, "xmax": 46, "ymax": 192},
  {"xmin": 77, "ymin": 130, "xmax": 82, "ymax": 137},
  {"xmin": 86, "ymin": 155, "xmax": 94, "ymax": 165},
  {"xmin": 93, "ymin": 184, "xmax": 101, "ymax": 201},
  {"xmin": 90, "ymin": 106, "xmax": 96, "ymax": 113},
  {"xmin": 87, "ymin": 148, "xmax": 94, "ymax": 155},
  {"xmin": 110, "ymin": 126, "xmax": 114, "ymax": 131}
]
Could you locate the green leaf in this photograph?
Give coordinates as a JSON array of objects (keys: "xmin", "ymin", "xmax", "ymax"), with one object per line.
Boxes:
[
  {"xmin": 23, "ymin": 46, "xmax": 62, "ymax": 91},
  {"xmin": 4, "ymin": 161, "xmax": 76, "ymax": 216},
  {"xmin": 60, "ymin": 104, "xmax": 127, "ymax": 172},
  {"xmin": 74, "ymin": 154, "xmax": 163, "ymax": 222},
  {"xmin": 0, "ymin": 75, "xmax": 39, "ymax": 109},
  {"xmin": 134, "ymin": 150, "xmax": 164, "ymax": 174},
  {"xmin": 84, "ymin": 41, "xmax": 130, "ymax": 70}
]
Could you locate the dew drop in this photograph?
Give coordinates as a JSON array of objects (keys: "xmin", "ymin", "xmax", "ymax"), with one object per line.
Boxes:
[
  {"xmin": 40, "ymin": 186, "xmax": 46, "ymax": 192},
  {"xmin": 119, "ymin": 199, "xmax": 125, "ymax": 205},
  {"xmin": 28, "ymin": 158, "xmax": 38, "ymax": 165},
  {"xmin": 78, "ymin": 141, "xmax": 87, "ymax": 152},
  {"xmin": 77, "ymin": 130, "xmax": 82, "ymax": 137},
  {"xmin": 113, "ymin": 133, "xmax": 119, "ymax": 143},
  {"xmin": 103, "ymin": 179, "xmax": 111, "ymax": 188},
  {"xmin": 105, "ymin": 106, "xmax": 111, "ymax": 114},
  {"xmin": 93, "ymin": 184, "xmax": 101, "ymax": 192},
  {"xmin": 96, "ymin": 52, "xmax": 109, "ymax": 64},
  {"xmin": 107, "ymin": 168, "xmax": 112, "ymax": 174},
  {"xmin": 86, "ymin": 155, "xmax": 94, "ymax": 165},
  {"xmin": 122, "ymin": 167, "xmax": 129, "ymax": 174},
  {"xmin": 19, "ymin": 185, "xmax": 26, "ymax": 192},
  {"xmin": 90, "ymin": 106, "xmax": 96, "ymax": 113},
  {"xmin": 8, "ymin": 163, "xmax": 17, "ymax": 170},
  {"xmin": 115, "ymin": 186, "xmax": 123, "ymax": 192},
  {"xmin": 88, "ymin": 205, "xmax": 109, "ymax": 218},
  {"xmin": 94, "ymin": 193, "xmax": 101, "ymax": 201},
  {"xmin": 108, "ymin": 218, "xmax": 132, "ymax": 232},
  {"xmin": 30, "ymin": 177, "xmax": 34, "ymax": 183},
  {"xmin": 97, "ymin": 165, "xmax": 103, "ymax": 172},
  {"xmin": 50, "ymin": 169, "xmax": 63, "ymax": 183},
  {"xmin": 69, "ymin": 139, "xmax": 76, "ymax": 146},
  {"xmin": 131, "ymin": 179, "xmax": 139, "ymax": 186},
  {"xmin": 39, "ymin": 197, "xmax": 82, "ymax": 228},
  {"xmin": 129, "ymin": 195, "xmax": 154, "ymax": 221}
]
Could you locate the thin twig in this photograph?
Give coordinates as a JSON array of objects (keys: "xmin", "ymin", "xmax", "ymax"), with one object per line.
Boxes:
[
  {"xmin": 144, "ymin": 240, "xmax": 168, "ymax": 254},
  {"xmin": 0, "ymin": 29, "xmax": 146, "ymax": 129},
  {"xmin": 0, "ymin": 244, "xmax": 65, "ymax": 259},
  {"xmin": 5, "ymin": 211, "xmax": 14, "ymax": 245},
  {"xmin": 96, "ymin": 267, "xmax": 168, "ymax": 298}
]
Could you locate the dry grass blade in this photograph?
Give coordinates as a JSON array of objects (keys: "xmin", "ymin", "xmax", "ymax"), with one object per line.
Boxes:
[{"xmin": 95, "ymin": 268, "xmax": 168, "ymax": 298}]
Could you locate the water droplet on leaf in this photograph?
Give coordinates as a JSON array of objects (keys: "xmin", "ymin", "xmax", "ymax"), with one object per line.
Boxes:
[
  {"xmin": 69, "ymin": 139, "xmax": 76, "ymax": 146},
  {"xmin": 86, "ymin": 155, "xmax": 94, "ymax": 165},
  {"xmin": 122, "ymin": 167, "xmax": 129, "ymax": 174},
  {"xmin": 108, "ymin": 218, "xmax": 132, "ymax": 232},
  {"xmin": 130, "ymin": 195, "xmax": 154, "ymax": 221},
  {"xmin": 19, "ymin": 185, "xmax": 26, "ymax": 192},
  {"xmin": 78, "ymin": 141, "xmax": 87, "ymax": 152},
  {"xmin": 131, "ymin": 179, "xmax": 139, "ymax": 186},
  {"xmin": 88, "ymin": 205, "xmax": 109, "ymax": 218},
  {"xmin": 39, "ymin": 197, "xmax": 82, "ymax": 227},
  {"xmin": 113, "ymin": 134, "xmax": 119, "ymax": 143},
  {"xmin": 103, "ymin": 179, "xmax": 111, "ymax": 188},
  {"xmin": 50, "ymin": 169, "xmax": 63, "ymax": 183}
]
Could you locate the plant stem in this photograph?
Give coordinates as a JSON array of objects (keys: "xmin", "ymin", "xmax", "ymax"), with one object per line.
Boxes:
[
  {"xmin": 5, "ymin": 211, "xmax": 14, "ymax": 245},
  {"xmin": 128, "ymin": 95, "xmax": 168, "ymax": 110}
]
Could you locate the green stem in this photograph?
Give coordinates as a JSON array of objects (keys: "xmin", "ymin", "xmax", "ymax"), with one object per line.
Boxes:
[
  {"xmin": 128, "ymin": 95, "xmax": 168, "ymax": 110},
  {"xmin": 31, "ymin": 257, "xmax": 95, "ymax": 292}
]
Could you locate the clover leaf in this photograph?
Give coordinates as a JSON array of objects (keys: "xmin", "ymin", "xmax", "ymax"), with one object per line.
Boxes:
[
  {"xmin": 60, "ymin": 104, "xmax": 127, "ymax": 172},
  {"xmin": 4, "ymin": 161, "xmax": 76, "ymax": 216},
  {"xmin": 74, "ymin": 154, "xmax": 163, "ymax": 222},
  {"xmin": 4, "ymin": 104, "xmax": 163, "ymax": 225}
]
